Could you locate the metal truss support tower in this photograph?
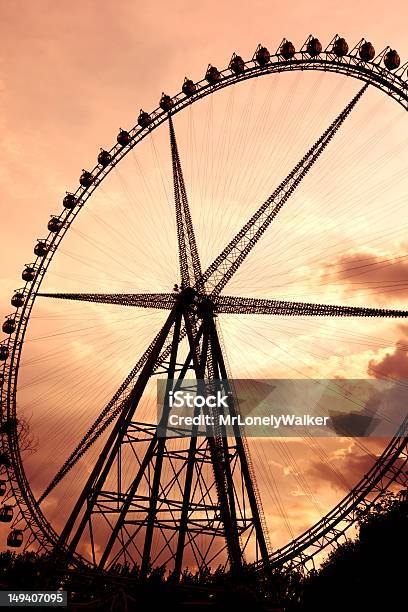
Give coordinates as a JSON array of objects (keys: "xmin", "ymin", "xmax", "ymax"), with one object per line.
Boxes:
[{"xmin": 54, "ymin": 294, "xmax": 271, "ymax": 577}]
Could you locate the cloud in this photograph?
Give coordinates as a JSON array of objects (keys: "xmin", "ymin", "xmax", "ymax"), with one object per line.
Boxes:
[
  {"xmin": 368, "ymin": 340, "xmax": 408, "ymax": 378},
  {"xmin": 321, "ymin": 248, "xmax": 408, "ymax": 299},
  {"xmin": 305, "ymin": 440, "xmax": 405, "ymax": 494},
  {"xmin": 306, "ymin": 450, "xmax": 374, "ymax": 492},
  {"xmin": 368, "ymin": 323, "xmax": 408, "ymax": 379}
]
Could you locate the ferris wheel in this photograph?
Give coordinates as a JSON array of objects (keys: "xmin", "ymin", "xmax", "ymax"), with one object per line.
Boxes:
[{"xmin": 1, "ymin": 34, "xmax": 408, "ymax": 575}]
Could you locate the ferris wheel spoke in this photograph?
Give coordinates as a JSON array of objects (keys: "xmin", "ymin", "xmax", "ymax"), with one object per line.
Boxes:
[
  {"xmin": 216, "ymin": 295, "xmax": 408, "ymax": 318},
  {"xmin": 169, "ymin": 115, "xmax": 203, "ymax": 289},
  {"xmin": 37, "ymin": 292, "xmax": 176, "ymax": 310},
  {"xmin": 197, "ymin": 84, "xmax": 368, "ymax": 297}
]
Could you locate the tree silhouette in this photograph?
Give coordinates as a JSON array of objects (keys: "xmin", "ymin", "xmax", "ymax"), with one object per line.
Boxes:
[
  {"xmin": 0, "ymin": 491, "xmax": 406, "ymax": 609},
  {"xmin": 298, "ymin": 491, "xmax": 408, "ymax": 611}
]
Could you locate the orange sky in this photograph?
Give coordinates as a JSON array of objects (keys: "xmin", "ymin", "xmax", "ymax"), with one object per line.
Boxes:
[{"xmin": 1, "ymin": 0, "xmax": 408, "ymax": 567}]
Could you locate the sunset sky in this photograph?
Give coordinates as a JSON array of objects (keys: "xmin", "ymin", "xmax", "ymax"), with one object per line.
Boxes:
[{"xmin": 1, "ymin": 0, "xmax": 408, "ymax": 567}]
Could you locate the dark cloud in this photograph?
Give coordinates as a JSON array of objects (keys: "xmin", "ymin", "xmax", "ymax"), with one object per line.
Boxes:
[
  {"xmin": 306, "ymin": 450, "xmax": 375, "ymax": 492},
  {"xmin": 306, "ymin": 445, "xmax": 406, "ymax": 493},
  {"xmin": 321, "ymin": 249, "xmax": 408, "ymax": 298},
  {"xmin": 368, "ymin": 340, "xmax": 408, "ymax": 379}
]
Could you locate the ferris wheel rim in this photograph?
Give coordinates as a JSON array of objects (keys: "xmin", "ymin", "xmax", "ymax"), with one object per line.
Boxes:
[{"xmin": 1, "ymin": 33, "xmax": 408, "ymax": 568}]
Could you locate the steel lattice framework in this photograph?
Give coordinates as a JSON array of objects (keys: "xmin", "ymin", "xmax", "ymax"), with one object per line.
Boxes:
[{"xmin": 1, "ymin": 34, "xmax": 408, "ymax": 575}]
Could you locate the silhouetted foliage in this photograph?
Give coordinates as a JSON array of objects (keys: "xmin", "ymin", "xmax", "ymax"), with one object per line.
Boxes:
[
  {"xmin": 295, "ymin": 491, "xmax": 408, "ymax": 611},
  {"xmin": 0, "ymin": 491, "xmax": 406, "ymax": 610}
]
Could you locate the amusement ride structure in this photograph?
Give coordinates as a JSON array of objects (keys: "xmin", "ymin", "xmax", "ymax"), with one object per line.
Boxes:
[{"xmin": 1, "ymin": 34, "xmax": 408, "ymax": 577}]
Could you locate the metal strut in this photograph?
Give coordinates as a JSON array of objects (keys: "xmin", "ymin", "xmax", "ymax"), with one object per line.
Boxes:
[
  {"xmin": 216, "ymin": 295, "xmax": 408, "ymax": 318},
  {"xmin": 169, "ymin": 115, "xmax": 203, "ymax": 288},
  {"xmin": 208, "ymin": 319, "xmax": 272, "ymax": 564},
  {"xmin": 198, "ymin": 84, "xmax": 368, "ymax": 296},
  {"xmin": 38, "ymin": 292, "xmax": 408, "ymax": 320},
  {"xmin": 37, "ymin": 292, "xmax": 176, "ymax": 310},
  {"xmin": 182, "ymin": 310, "xmax": 243, "ymax": 572},
  {"xmin": 56, "ymin": 307, "xmax": 178, "ymax": 557},
  {"xmin": 38, "ymin": 319, "xmax": 185, "ymax": 503}
]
